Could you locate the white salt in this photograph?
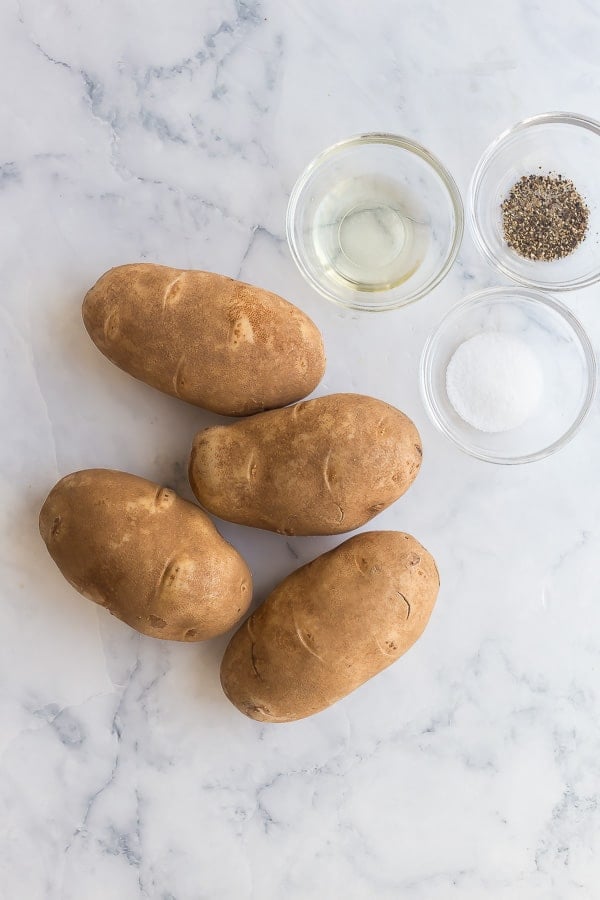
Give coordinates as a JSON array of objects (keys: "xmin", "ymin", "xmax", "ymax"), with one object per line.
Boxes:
[{"xmin": 446, "ymin": 332, "xmax": 544, "ymax": 433}]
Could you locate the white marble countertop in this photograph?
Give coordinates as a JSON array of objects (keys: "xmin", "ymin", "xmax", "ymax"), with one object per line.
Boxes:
[{"xmin": 3, "ymin": 1, "xmax": 600, "ymax": 897}]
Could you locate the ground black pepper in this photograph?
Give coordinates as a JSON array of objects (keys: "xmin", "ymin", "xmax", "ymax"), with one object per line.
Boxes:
[{"xmin": 501, "ymin": 173, "xmax": 589, "ymax": 261}]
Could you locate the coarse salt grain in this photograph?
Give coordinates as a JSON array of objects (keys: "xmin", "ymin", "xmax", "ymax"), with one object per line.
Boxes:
[{"xmin": 446, "ymin": 332, "xmax": 544, "ymax": 433}]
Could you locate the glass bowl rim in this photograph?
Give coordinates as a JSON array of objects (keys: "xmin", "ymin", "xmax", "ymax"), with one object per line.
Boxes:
[
  {"xmin": 286, "ymin": 131, "xmax": 464, "ymax": 312},
  {"xmin": 419, "ymin": 285, "xmax": 597, "ymax": 464},
  {"xmin": 469, "ymin": 111, "xmax": 600, "ymax": 291}
]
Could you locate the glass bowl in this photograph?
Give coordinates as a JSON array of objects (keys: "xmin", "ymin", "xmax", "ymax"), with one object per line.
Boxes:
[
  {"xmin": 286, "ymin": 133, "xmax": 463, "ymax": 312},
  {"xmin": 470, "ymin": 112, "xmax": 600, "ymax": 290},
  {"xmin": 420, "ymin": 287, "xmax": 596, "ymax": 464}
]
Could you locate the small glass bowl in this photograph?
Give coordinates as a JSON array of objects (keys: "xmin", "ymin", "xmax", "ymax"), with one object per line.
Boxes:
[
  {"xmin": 420, "ymin": 287, "xmax": 596, "ymax": 464},
  {"xmin": 286, "ymin": 133, "xmax": 463, "ymax": 312},
  {"xmin": 470, "ymin": 112, "xmax": 600, "ymax": 290}
]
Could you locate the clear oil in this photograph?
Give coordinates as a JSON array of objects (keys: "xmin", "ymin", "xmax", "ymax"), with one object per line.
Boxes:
[{"xmin": 311, "ymin": 174, "xmax": 429, "ymax": 292}]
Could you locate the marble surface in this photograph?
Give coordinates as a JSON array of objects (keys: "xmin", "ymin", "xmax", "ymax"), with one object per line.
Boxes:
[{"xmin": 2, "ymin": 1, "xmax": 600, "ymax": 897}]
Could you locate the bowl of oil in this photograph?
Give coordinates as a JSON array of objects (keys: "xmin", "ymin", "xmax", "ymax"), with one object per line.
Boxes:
[{"xmin": 286, "ymin": 133, "xmax": 463, "ymax": 312}]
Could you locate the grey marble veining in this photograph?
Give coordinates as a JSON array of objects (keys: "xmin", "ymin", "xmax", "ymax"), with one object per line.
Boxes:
[{"xmin": 3, "ymin": 0, "xmax": 600, "ymax": 897}]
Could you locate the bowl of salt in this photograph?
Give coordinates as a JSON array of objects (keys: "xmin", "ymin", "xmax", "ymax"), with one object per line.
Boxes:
[{"xmin": 420, "ymin": 287, "xmax": 596, "ymax": 463}]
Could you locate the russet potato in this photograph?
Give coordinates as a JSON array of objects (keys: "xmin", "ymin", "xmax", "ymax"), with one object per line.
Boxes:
[
  {"xmin": 83, "ymin": 263, "xmax": 325, "ymax": 416},
  {"xmin": 189, "ymin": 393, "xmax": 422, "ymax": 536},
  {"xmin": 39, "ymin": 469, "xmax": 252, "ymax": 641},
  {"xmin": 220, "ymin": 531, "xmax": 440, "ymax": 722}
]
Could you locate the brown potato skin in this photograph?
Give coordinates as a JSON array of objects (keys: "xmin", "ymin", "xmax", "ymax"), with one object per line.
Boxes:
[
  {"xmin": 82, "ymin": 263, "xmax": 325, "ymax": 416},
  {"xmin": 221, "ymin": 531, "xmax": 439, "ymax": 722},
  {"xmin": 189, "ymin": 393, "xmax": 422, "ymax": 536},
  {"xmin": 39, "ymin": 469, "xmax": 252, "ymax": 641}
]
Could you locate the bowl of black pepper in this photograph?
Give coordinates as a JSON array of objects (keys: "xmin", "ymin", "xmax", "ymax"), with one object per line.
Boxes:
[{"xmin": 469, "ymin": 112, "xmax": 600, "ymax": 291}]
